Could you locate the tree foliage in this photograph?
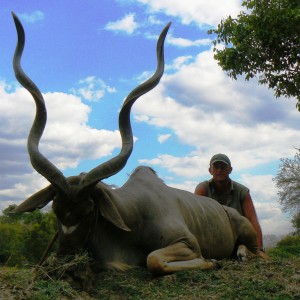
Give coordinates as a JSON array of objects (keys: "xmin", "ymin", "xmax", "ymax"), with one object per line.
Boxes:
[
  {"xmin": 0, "ymin": 205, "xmax": 57, "ymax": 266},
  {"xmin": 292, "ymin": 211, "xmax": 300, "ymax": 235},
  {"xmin": 268, "ymin": 234, "xmax": 300, "ymax": 258},
  {"xmin": 209, "ymin": 0, "xmax": 300, "ymax": 109},
  {"xmin": 273, "ymin": 150, "xmax": 300, "ymax": 215}
]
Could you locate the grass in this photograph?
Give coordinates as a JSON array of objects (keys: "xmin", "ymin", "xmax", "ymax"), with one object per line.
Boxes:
[{"xmin": 1, "ymin": 252, "xmax": 299, "ymax": 299}]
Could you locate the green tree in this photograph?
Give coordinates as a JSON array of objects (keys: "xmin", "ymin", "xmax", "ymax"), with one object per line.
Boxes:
[
  {"xmin": 0, "ymin": 206, "xmax": 57, "ymax": 266},
  {"xmin": 273, "ymin": 150, "xmax": 300, "ymax": 214},
  {"xmin": 0, "ymin": 204, "xmax": 22, "ymax": 223},
  {"xmin": 0, "ymin": 222, "xmax": 26, "ymax": 265},
  {"xmin": 209, "ymin": 0, "xmax": 300, "ymax": 109},
  {"xmin": 292, "ymin": 211, "xmax": 300, "ymax": 235}
]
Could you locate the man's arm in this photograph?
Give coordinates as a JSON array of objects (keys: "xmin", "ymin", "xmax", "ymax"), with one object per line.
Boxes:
[{"xmin": 243, "ymin": 192, "xmax": 268, "ymax": 258}]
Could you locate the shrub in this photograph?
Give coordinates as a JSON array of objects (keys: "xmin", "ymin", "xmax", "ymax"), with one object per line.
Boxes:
[
  {"xmin": 268, "ymin": 235, "xmax": 300, "ymax": 258},
  {"xmin": 0, "ymin": 208, "xmax": 57, "ymax": 266}
]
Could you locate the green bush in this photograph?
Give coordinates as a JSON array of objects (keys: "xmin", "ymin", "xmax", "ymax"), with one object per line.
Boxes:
[
  {"xmin": 0, "ymin": 207, "xmax": 57, "ymax": 266},
  {"xmin": 268, "ymin": 235, "xmax": 300, "ymax": 258},
  {"xmin": 0, "ymin": 223, "xmax": 27, "ymax": 265}
]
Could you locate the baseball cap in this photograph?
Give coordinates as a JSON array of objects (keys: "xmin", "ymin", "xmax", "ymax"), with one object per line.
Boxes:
[{"xmin": 210, "ymin": 153, "xmax": 231, "ymax": 166}]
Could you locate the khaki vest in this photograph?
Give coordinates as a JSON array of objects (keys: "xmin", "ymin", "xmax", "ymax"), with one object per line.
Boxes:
[{"xmin": 200, "ymin": 179, "xmax": 249, "ymax": 216}]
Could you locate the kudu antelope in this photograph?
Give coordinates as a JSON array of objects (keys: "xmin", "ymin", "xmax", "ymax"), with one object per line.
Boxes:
[{"xmin": 12, "ymin": 12, "xmax": 259, "ymax": 275}]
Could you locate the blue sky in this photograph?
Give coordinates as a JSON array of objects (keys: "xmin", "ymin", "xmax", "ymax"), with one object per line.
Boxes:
[{"xmin": 0, "ymin": 0, "xmax": 298, "ymax": 236}]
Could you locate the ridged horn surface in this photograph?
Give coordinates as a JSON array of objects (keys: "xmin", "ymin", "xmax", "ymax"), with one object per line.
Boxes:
[{"xmin": 12, "ymin": 12, "xmax": 70, "ymax": 195}]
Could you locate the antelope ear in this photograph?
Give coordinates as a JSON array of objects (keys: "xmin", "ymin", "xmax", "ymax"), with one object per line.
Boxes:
[
  {"xmin": 92, "ymin": 186, "xmax": 131, "ymax": 232},
  {"xmin": 12, "ymin": 185, "xmax": 56, "ymax": 213}
]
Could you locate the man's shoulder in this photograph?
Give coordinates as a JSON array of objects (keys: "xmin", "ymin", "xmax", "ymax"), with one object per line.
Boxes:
[
  {"xmin": 195, "ymin": 180, "xmax": 211, "ymax": 196},
  {"xmin": 231, "ymin": 180, "xmax": 249, "ymax": 193},
  {"xmin": 198, "ymin": 180, "xmax": 210, "ymax": 185},
  {"xmin": 197, "ymin": 180, "xmax": 211, "ymax": 189}
]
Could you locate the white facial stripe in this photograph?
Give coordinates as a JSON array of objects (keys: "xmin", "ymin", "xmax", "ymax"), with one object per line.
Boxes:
[{"xmin": 61, "ymin": 224, "xmax": 79, "ymax": 235}]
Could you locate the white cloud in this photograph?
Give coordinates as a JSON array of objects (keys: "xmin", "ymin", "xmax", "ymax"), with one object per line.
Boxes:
[
  {"xmin": 134, "ymin": 49, "xmax": 299, "ymax": 177},
  {"xmin": 239, "ymin": 174, "xmax": 277, "ymax": 204},
  {"xmin": 139, "ymin": 154, "xmax": 207, "ymax": 177},
  {"xmin": 158, "ymin": 134, "xmax": 171, "ymax": 143},
  {"xmin": 147, "ymin": 15, "xmax": 163, "ymax": 25},
  {"xmin": 167, "ymin": 34, "xmax": 212, "ymax": 47},
  {"xmin": 136, "ymin": 0, "xmax": 241, "ymax": 26},
  {"xmin": 0, "ymin": 173, "xmax": 48, "ymax": 207},
  {"xmin": 166, "ymin": 56, "xmax": 194, "ymax": 71},
  {"xmin": 71, "ymin": 76, "xmax": 116, "ymax": 102},
  {"xmin": 19, "ymin": 11, "xmax": 44, "ymax": 23},
  {"xmin": 145, "ymin": 32, "xmax": 212, "ymax": 48},
  {"xmin": 239, "ymin": 174, "xmax": 293, "ymax": 235},
  {"xmin": 105, "ymin": 13, "xmax": 138, "ymax": 34},
  {"xmin": 0, "ymin": 83, "xmax": 123, "ymax": 203}
]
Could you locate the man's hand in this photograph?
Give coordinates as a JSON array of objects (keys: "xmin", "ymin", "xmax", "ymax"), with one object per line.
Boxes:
[{"xmin": 258, "ymin": 250, "xmax": 269, "ymax": 260}]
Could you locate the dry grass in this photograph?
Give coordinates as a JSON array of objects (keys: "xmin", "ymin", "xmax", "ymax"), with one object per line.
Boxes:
[{"xmin": 0, "ymin": 253, "xmax": 299, "ymax": 299}]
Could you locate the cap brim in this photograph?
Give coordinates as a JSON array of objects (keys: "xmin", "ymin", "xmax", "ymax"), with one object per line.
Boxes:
[{"xmin": 211, "ymin": 159, "xmax": 230, "ymax": 165}]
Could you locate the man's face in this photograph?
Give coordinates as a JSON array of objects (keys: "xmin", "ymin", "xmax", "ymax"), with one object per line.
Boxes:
[{"xmin": 209, "ymin": 162, "xmax": 232, "ymax": 182}]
